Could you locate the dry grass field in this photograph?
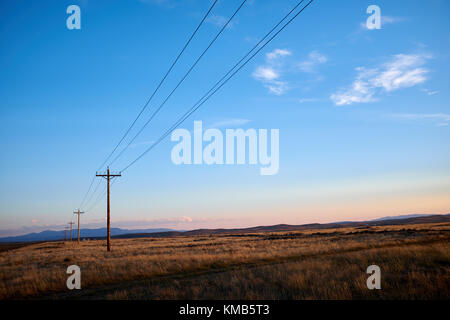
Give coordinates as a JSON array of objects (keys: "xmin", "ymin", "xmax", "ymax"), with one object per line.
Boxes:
[{"xmin": 0, "ymin": 222, "xmax": 449, "ymax": 300}]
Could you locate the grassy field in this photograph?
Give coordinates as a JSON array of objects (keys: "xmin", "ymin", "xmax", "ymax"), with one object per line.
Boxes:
[{"xmin": 0, "ymin": 222, "xmax": 449, "ymax": 300}]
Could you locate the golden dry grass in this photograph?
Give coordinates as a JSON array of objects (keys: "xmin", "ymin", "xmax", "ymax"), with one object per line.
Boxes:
[{"xmin": 0, "ymin": 222, "xmax": 449, "ymax": 299}]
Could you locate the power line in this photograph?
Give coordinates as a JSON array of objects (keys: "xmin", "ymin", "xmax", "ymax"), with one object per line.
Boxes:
[
  {"xmin": 82, "ymin": 178, "xmax": 102, "ymax": 210},
  {"xmin": 85, "ymin": 179, "xmax": 118, "ymax": 213},
  {"xmin": 85, "ymin": 183, "xmax": 106, "ymax": 213},
  {"xmin": 79, "ymin": 0, "xmax": 314, "ymax": 216},
  {"xmin": 79, "ymin": 175, "xmax": 95, "ymax": 209},
  {"xmin": 77, "ymin": 0, "xmax": 219, "ymax": 211},
  {"xmin": 108, "ymin": 0, "xmax": 248, "ymax": 168},
  {"xmin": 96, "ymin": 0, "xmax": 219, "ymax": 172},
  {"xmin": 120, "ymin": 0, "xmax": 315, "ymax": 173}
]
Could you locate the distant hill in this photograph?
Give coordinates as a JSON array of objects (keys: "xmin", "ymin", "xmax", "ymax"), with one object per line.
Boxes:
[
  {"xmin": 371, "ymin": 214, "xmax": 433, "ymax": 221},
  {"xmin": 116, "ymin": 214, "xmax": 450, "ymax": 239},
  {"xmin": 1, "ymin": 214, "xmax": 449, "ymax": 243},
  {"xmin": 0, "ymin": 227, "xmax": 174, "ymax": 243}
]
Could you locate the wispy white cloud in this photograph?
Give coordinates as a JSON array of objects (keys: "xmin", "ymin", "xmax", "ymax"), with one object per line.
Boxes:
[
  {"xmin": 387, "ymin": 113, "xmax": 450, "ymax": 127},
  {"xmin": 266, "ymin": 81, "xmax": 288, "ymax": 95},
  {"xmin": 349, "ymin": 16, "xmax": 407, "ymax": 42},
  {"xmin": 331, "ymin": 53, "xmax": 432, "ymax": 106},
  {"xmin": 298, "ymin": 98, "xmax": 321, "ymax": 103},
  {"xmin": 253, "ymin": 66, "xmax": 279, "ymax": 81},
  {"xmin": 382, "ymin": 16, "xmax": 405, "ymax": 24},
  {"xmin": 244, "ymin": 36, "xmax": 258, "ymax": 43},
  {"xmin": 421, "ymin": 88, "xmax": 439, "ymax": 96},
  {"xmin": 206, "ymin": 14, "xmax": 235, "ymax": 29},
  {"xmin": 252, "ymin": 66, "xmax": 288, "ymax": 95},
  {"xmin": 138, "ymin": 0, "xmax": 178, "ymax": 8},
  {"xmin": 298, "ymin": 51, "xmax": 328, "ymax": 73},
  {"xmin": 209, "ymin": 119, "xmax": 251, "ymax": 128},
  {"xmin": 0, "ymin": 216, "xmax": 212, "ymax": 237},
  {"xmin": 373, "ymin": 54, "xmax": 430, "ymax": 91},
  {"xmin": 253, "ymin": 49, "xmax": 328, "ymax": 96},
  {"xmin": 252, "ymin": 48, "xmax": 292, "ymax": 96},
  {"xmin": 331, "ymin": 68, "xmax": 378, "ymax": 105},
  {"xmin": 360, "ymin": 16, "xmax": 406, "ymax": 30},
  {"xmin": 110, "ymin": 216, "xmax": 197, "ymax": 228},
  {"xmin": 266, "ymin": 49, "xmax": 291, "ymax": 61}
]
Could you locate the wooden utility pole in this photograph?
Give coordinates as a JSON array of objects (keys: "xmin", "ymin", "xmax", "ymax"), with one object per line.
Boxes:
[
  {"xmin": 73, "ymin": 209, "xmax": 84, "ymax": 243},
  {"xmin": 68, "ymin": 222, "xmax": 75, "ymax": 241},
  {"xmin": 96, "ymin": 167, "xmax": 121, "ymax": 252},
  {"xmin": 64, "ymin": 226, "xmax": 68, "ymax": 241}
]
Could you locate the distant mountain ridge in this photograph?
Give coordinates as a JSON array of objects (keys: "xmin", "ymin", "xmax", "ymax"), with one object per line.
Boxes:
[
  {"xmin": 371, "ymin": 214, "xmax": 433, "ymax": 221},
  {"xmin": 117, "ymin": 214, "xmax": 449, "ymax": 239},
  {"xmin": 0, "ymin": 227, "xmax": 173, "ymax": 243},
  {"xmin": 1, "ymin": 214, "xmax": 448, "ymax": 243}
]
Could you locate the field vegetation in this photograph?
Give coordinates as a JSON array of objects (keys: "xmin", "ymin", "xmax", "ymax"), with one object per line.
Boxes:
[{"xmin": 0, "ymin": 222, "xmax": 449, "ymax": 299}]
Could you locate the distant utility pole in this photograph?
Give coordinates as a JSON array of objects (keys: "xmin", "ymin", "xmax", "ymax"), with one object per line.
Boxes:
[
  {"xmin": 96, "ymin": 167, "xmax": 121, "ymax": 252},
  {"xmin": 64, "ymin": 226, "xmax": 69, "ymax": 241},
  {"xmin": 73, "ymin": 209, "xmax": 84, "ymax": 243},
  {"xmin": 68, "ymin": 221, "xmax": 75, "ymax": 241}
]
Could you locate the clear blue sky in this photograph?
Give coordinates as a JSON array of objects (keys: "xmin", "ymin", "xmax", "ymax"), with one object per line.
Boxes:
[{"xmin": 1, "ymin": 0, "xmax": 449, "ymax": 236}]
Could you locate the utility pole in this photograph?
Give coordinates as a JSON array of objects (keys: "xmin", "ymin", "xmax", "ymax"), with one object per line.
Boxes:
[
  {"xmin": 73, "ymin": 209, "xmax": 84, "ymax": 243},
  {"xmin": 96, "ymin": 167, "xmax": 121, "ymax": 252},
  {"xmin": 64, "ymin": 226, "xmax": 68, "ymax": 241},
  {"xmin": 68, "ymin": 222, "xmax": 75, "ymax": 241}
]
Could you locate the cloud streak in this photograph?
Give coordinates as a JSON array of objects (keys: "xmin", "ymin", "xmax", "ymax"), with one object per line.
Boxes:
[
  {"xmin": 0, "ymin": 216, "xmax": 222, "ymax": 237},
  {"xmin": 252, "ymin": 49, "xmax": 327, "ymax": 96},
  {"xmin": 360, "ymin": 16, "xmax": 406, "ymax": 30},
  {"xmin": 138, "ymin": 0, "xmax": 178, "ymax": 8},
  {"xmin": 387, "ymin": 113, "xmax": 450, "ymax": 127},
  {"xmin": 331, "ymin": 53, "xmax": 431, "ymax": 106},
  {"xmin": 298, "ymin": 51, "xmax": 327, "ymax": 73},
  {"xmin": 266, "ymin": 49, "xmax": 291, "ymax": 61},
  {"xmin": 209, "ymin": 118, "xmax": 252, "ymax": 128},
  {"xmin": 252, "ymin": 48, "xmax": 292, "ymax": 95},
  {"xmin": 206, "ymin": 14, "xmax": 236, "ymax": 29}
]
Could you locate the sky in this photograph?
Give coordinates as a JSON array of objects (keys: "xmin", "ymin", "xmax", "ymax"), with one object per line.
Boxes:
[{"xmin": 0, "ymin": 0, "xmax": 449, "ymax": 236}]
